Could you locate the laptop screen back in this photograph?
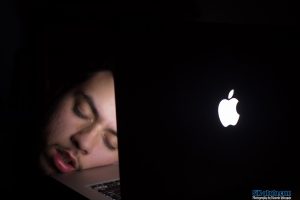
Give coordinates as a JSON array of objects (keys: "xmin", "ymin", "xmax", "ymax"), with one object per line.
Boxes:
[{"xmin": 115, "ymin": 23, "xmax": 299, "ymax": 200}]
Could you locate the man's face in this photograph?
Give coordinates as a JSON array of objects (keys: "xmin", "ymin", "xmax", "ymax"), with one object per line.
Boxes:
[{"xmin": 40, "ymin": 71, "xmax": 118, "ymax": 175}]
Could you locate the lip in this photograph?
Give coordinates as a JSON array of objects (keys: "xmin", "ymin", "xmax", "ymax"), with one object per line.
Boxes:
[{"xmin": 53, "ymin": 148, "xmax": 78, "ymax": 173}]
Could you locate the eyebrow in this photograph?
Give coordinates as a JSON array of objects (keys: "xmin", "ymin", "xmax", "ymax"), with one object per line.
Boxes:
[{"xmin": 73, "ymin": 90, "xmax": 99, "ymax": 119}]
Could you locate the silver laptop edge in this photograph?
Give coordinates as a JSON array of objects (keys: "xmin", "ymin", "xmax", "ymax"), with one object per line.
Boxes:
[{"xmin": 52, "ymin": 164, "xmax": 120, "ymax": 200}]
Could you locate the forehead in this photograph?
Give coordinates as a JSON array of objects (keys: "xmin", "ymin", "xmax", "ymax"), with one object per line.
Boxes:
[{"xmin": 81, "ymin": 71, "xmax": 114, "ymax": 91}]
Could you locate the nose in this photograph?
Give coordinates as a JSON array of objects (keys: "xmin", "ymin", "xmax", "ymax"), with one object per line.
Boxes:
[{"xmin": 70, "ymin": 124, "xmax": 101, "ymax": 155}]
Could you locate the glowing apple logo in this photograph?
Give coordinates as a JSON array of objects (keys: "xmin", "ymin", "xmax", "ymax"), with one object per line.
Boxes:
[{"xmin": 218, "ymin": 89, "xmax": 240, "ymax": 127}]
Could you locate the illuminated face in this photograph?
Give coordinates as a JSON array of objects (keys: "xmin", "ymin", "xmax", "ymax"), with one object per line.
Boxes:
[{"xmin": 39, "ymin": 71, "xmax": 118, "ymax": 175}]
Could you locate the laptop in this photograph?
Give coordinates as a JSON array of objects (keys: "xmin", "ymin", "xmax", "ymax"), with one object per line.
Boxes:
[
  {"xmin": 52, "ymin": 164, "xmax": 120, "ymax": 200},
  {"xmin": 114, "ymin": 23, "xmax": 299, "ymax": 200},
  {"xmin": 50, "ymin": 23, "xmax": 299, "ymax": 200}
]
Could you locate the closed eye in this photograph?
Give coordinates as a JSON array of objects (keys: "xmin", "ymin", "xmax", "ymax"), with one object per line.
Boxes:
[
  {"xmin": 73, "ymin": 98, "xmax": 92, "ymax": 119},
  {"xmin": 103, "ymin": 130, "xmax": 118, "ymax": 151},
  {"xmin": 73, "ymin": 91, "xmax": 98, "ymax": 120}
]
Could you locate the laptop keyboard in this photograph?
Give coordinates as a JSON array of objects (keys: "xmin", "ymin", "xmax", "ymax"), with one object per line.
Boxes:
[{"xmin": 90, "ymin": 180, "xmax": 121, "ymax": 200}]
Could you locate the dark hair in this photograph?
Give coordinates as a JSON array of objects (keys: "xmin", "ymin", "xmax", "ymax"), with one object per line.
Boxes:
[
  {"xmin": 42, "ymin": 23, "xmax": 115, "ymax": 105},
  {"xmin": 44, "ymin": 62, "xmax": 114, "ymax": 107}
]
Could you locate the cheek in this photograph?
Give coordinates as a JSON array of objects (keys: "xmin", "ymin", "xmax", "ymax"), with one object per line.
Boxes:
[
  {"xmin": 46, "ymin": 107, "xmax": 79, "ymax": 144},
  {"xmin": 80, "ymin": 149, "xmax": 119, "ymax": 169}
]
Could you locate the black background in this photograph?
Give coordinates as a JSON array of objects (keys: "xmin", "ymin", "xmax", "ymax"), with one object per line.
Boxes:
[{"xmin": 2, "ymin": 0, "xmax": 300, "ymax": 199}]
